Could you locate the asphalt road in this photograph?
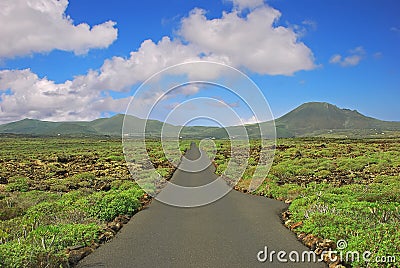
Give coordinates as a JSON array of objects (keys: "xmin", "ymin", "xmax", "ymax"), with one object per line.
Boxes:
[{"xmin": 78, "ymin": 143, "xmax": 326, "ymax": 267}]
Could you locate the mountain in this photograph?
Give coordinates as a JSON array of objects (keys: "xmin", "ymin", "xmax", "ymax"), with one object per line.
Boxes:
[
  {"xmin": 89, "ymin": 114, "xmax": 170, "ymax": 137},
  {"xmin": 0, "ymin": 114, "xmax": 171, "ymax": 137},
  {"xmin": 1, "ymin": 102, "xmax": 399, "ymax": 138},
  {"xmin": 274, "ymin": 102, "xmax": 400, "ymax": 137},
  {"xmin": 0, "ymin": 119, "xmax": 96, "ymax": 135}
]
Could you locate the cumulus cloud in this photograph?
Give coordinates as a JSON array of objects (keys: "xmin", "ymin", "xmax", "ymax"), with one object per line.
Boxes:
[
  {"xmin": 329, "ymin": 46, "xmax": 365, "ymax": 67},
  {"xmin": 0, "ymin": 69, "xmax": 129, "ymax": 124},
  {"xmin": 0, "ymin": 1, "xmax": 317, "ymax": 124},
  {"xmin": 78, "ymin": 37, "xmax": 201, "ymax": 92},
  {"xmin": 0, "ymin": 0, "xmax": 118, "ymax": 58},
  {"xmin": 180, "ymin": 6, "xmax": 316, "ymax": 75},
  {"xmin": 73, "ymin": 2, "xmax": 316, "ymax": 93}
]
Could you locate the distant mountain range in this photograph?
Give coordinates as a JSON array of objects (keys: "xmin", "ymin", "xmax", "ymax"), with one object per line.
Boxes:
[{"xmin": 1, "ymin": 102, "xmax": 399, "ymax": 138}]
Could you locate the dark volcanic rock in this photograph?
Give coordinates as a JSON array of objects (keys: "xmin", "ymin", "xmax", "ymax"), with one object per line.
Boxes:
[
  {"xmin": 67, "ymin": 246, "xmax": 94, "ymax": 266},
  {"xmin": 0, "ymin": 177, "xmax": 7, "ymax": 184}
]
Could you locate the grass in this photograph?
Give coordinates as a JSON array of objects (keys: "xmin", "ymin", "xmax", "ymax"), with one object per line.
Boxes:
[
  {"xmin": 0, "ymin": 137, "xmax": 188, "ymax": 267},
  {"xmin": 1, "ymin": 136, "xmax": 399, "ymax": 267},
  {"xmin": 211, "ymin": 137, "xmax": 400, "ymax": 267}
]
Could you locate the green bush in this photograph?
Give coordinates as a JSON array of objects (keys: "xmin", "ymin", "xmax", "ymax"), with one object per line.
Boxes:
[
  {"xmin": 5, "ymin": 177, "xmax": 30, "ymax": 192},
  {"xmin": 118, "ymin": 180, "xmax": 138, "ymax": 191},
  {"xmin": 110, "ymin": 179, "xmax": 124, "ymax": 190},
  {"xmin": 28, "ymin": 223, "xmax": 99, "ymax": 250},
  {"xmin": 0, "ymin": 240, "xmax": 66, "ymax": 268},
  {"xmin": 106, "ymin": 155, "xmax": 125, "ymax": 162},
  {"xmin": 0, "ymin": 223, "xmax": 99, "ymax": 268},
  {"xmin": 78, "ymin": 188, "xmax": 143, "ymax": 221},
  {"xmin": 315, "ymin": 169, "xmax": 331, "ymax": 178},
  {"xmin": 266, "ymin": 181, "xmax": 304, "ymax": 200}
]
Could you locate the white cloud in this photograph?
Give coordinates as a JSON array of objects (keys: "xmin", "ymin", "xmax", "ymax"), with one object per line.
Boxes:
[
  {"xmin": 74, "ymin": 37, "xmax": 201, "ymax": 92},
  {"xmin": 173, "ymin": 84, "xmax": 201, "ymax": 96},
  {"xmin": 75, "ymin": 2, "xmax": 316, "ymax": 93},
  {"xmin": 329, "ymin": 54, "xmax": 342, "ymax": 64},
  {"xmin": 0, "ymin": 0, "xmax": 118, "ymax": 58},
  {"xmin": 390, "ymin": 26, "xmax": 400, "ymax": 33},
  {"xmin": 180, "ymin": 6, "xmax": 316, "ymax": 75},
  {"xmin": 228, "ymin": 0, "xmax": 264, "ymax": 10},
  {"xmin": 0, "ymin": 1, "xmax": 317, "ymax": 124},
  {"xmin": 329, "ymin": 46, "xmax": 365, "ymax": 67},
  {"xmin": 0, "ymin": 69, "xmax": 129, "ymax": 124},
  {"xmin": 342, "ymin": 55, "xmax": 363, "ymax": 66},
  {"xmin": 240, "ymin": 115, "xmax": 260, "ymax": 125},
  {"xmin": 302, "ymin": 20, "xmax": 317, "ymax": 31},
  {"xmin": 286, "ymin": 19, "xmax": 317, "ymax": 38},
  {"xmin": 373, "ymin": 52, "xmax": 383, "ymax": 59},
  {"xmin": 349, "ymin": 46, "xmax": 365, "ymax": 54}
]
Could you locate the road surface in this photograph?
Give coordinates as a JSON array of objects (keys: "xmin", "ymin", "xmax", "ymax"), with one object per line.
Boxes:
[{"xmin": 78, "ymin": 143, "xmax": 325, "ymax": 267}]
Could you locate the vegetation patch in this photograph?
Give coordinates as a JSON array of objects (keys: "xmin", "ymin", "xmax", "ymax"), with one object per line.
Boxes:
[
  {"xmin": 0, "ymin": 137, "xmax": 189, "ymax": 267},
  {"xmin": 212, "ymin": 137, "xmax": 400, "ymax": 267}
]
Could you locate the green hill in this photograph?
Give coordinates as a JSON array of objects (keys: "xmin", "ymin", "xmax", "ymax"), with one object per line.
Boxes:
[
  {"xmin": 274, "ymin": 102, "xmax": 400, "ymax": 137},
  {"xmin": 0, "ymin": 118, "xmax": 59, "ymax": 135},
  {"xmin": 1, "ymin": 102, "xmax": 399, "ymax": 138},
  {"xmin": 0, "ymin": 114, "xmax": 175, "ymax": 137}
]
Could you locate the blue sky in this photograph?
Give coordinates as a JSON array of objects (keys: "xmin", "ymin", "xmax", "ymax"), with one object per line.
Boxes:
[{"xmin": 0, "ymin": 0, "xmax": 399, "ymax": 125}]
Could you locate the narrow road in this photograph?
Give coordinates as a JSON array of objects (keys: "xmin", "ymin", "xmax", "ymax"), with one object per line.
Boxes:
[{"xmin": 78, "ymin": 143, "xmax": 325, "ymax": 267}]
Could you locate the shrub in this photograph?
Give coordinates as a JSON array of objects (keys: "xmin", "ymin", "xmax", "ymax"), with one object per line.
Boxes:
[
  {"xmin": 118, "ymin": 180, "xmax": 138, "ymax": 191},
  {"xmin": 73, "ymin": 172, "xmax": 96, "ymax": 182},
  {"xmin": 0, "ymin": 223, "xmax": 99, "ymax": 268},
  {"xmin": 106, "ymin": 155, "xmax": 125, "ymax": 162},
  {"xmin": 267, "ymin": 182, "xmax": 304, "ymax": 200},
  {"xmin": 0, "ymin": 240, "xmax": 67, "ymax": 268},
  {"xmin": 78, "ymin": 188, "xmax": 143, "ymax": 221},
  {"xmin": 110, "ymin": 179, "xmax": 124, "ymax": 190},
  {"xmin": 28, "ymin": 223, "xmax": 99, "ymax": 250},
  {"xmin": 5, "ymin": 177, "xmax": 30, "ymax": 192},
  {"xmin": 315, "ymin": 169, "xmax": 331, "ymax": 178}
]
